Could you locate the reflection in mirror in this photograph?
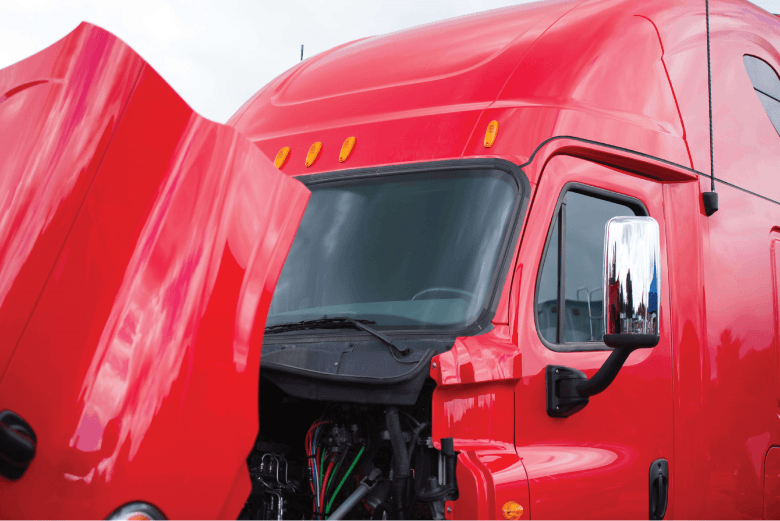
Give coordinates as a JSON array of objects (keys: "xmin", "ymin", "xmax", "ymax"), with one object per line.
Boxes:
[{"xmin": 603, "ymin": 217, "xmax": 660, "ymax": 347}]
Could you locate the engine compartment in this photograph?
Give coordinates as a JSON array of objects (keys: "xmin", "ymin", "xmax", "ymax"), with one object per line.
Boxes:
[{"xmin": 239, "ymin": 378, "xmax": 457, "ymax": 520}]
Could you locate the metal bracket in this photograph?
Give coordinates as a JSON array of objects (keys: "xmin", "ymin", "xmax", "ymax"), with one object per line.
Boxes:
[{"xmin": 546, "ymin": 365, "xmax": 589, "ymax": 418}]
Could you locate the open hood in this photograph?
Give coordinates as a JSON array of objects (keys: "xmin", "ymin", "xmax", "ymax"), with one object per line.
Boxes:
[{"xmin": 0, "ymin": 23, "xmax": 309, "ymax": 518}]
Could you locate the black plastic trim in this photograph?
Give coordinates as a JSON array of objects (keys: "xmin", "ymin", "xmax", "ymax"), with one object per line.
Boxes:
[
  {"xmin": 546, "ymin": 365, "xmax": 589, "ymax": 418},
  {"xmin": 275, "ymin": 158, "xmax": 531, "ymax": 339},
  {"xmin": 262, "ymin": 349, "xmax": 436, "ymax": 405},
  {"xmin": 534, "ymin": 182, "xmax": 648, "ymax": 353},
  {"xmin": 604, "ymin": 333, "xmax": 660, "ymax": 348}
]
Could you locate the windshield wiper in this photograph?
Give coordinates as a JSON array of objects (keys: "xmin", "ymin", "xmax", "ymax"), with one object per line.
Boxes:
[{"xmin": 265, "ymin": 317, "xmax": 411, "ymax": 357}]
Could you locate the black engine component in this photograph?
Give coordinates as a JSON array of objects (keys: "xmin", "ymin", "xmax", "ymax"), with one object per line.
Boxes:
[{"xmin": 240, "ymin": 379, "xmax": 451, "ymax": 520}]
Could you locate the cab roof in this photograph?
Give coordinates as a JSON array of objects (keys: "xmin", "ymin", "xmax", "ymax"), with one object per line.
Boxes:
[{"xmin": 230, "ymin": 0, "xmax": 780, "ymax": 179}]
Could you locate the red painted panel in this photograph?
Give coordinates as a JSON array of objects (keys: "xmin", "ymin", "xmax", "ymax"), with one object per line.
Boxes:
[
  {"xmin": 431, "ymin": 325, "xmax": 529, "ymax": 520},
  {"xmin": 773, "ymin": 235, "xmax": 780, "ymax": 408},
  {"xmin": 0, "ymin": 23, "xmax": 144, "ymax": 377},
  {"xmin": 0, "ymin": 25, "xmax": 309, "ymax": 519},
  {"xmin": 512, "ymin": 155, "xmax": 673, "ymax": 519}
]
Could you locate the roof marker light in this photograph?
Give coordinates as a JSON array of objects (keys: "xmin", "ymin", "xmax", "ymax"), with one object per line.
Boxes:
[
  {"xmin": 274, "ymin": 147, "xmax": 290, "ymax": 168},
  {"xmin": 305, "ymin": 142, "xmax": 322, "ymax": 167},
  {"xmin": 339, "ymin": 137, "xmax": 356, "ymax": 163},
  {"xmin": 502, "ymin": 501, "xmax": 524, "ymax": 520},
  {"xmin": 484, "ymin": 120, "xmax": 499, "ymax": 148}
]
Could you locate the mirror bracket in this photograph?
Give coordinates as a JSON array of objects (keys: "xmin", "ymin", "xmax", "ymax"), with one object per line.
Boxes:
[
  {"xmin": 546, "ymin": 344, "xmax": 647, "ymax": 418},
  {"xmin": 546, "ymin": 365, "xmax": 589, "ymax": 418}
]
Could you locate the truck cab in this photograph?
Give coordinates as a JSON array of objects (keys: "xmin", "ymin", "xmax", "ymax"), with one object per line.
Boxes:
[{"xmin": 3, "ymin": 0, "xmax": 780, "ymax": 519}]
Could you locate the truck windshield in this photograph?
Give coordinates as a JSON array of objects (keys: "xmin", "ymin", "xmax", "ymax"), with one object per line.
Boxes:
[{"xmin": 266, "ymin": 168, "xmax": 519, "ymax": 330}]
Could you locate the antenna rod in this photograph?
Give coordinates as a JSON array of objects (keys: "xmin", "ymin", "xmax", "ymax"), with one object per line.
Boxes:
[
  {"xmin": 706, "ymin": 0, "xmax": 714, "ymax": 191},
  {"xmin": 301, "ymin": 45, "xmax": 304, "ymax": 61},
  {"xmin": 703, "ymin": 0, "xmax": 719, "ymax": 216}
]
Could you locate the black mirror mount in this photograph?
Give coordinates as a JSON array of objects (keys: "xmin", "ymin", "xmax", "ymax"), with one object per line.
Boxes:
[{"xmin": 546, "ymin": 345, "xmax": 638, "ymax": 418}]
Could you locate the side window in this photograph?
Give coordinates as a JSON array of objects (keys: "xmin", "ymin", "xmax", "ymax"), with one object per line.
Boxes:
[
  {"xmin": 536, "ymin": 187, "xmax": 642, "ymax": 349},
  {"xmin": 743, "ymin": 55, "xmax": 780, "ymax": 136}
]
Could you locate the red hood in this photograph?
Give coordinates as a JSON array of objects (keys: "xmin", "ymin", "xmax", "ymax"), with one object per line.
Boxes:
[{"xmin": 0, "ymin": 23, "xmax": 309, "ymax": 518}]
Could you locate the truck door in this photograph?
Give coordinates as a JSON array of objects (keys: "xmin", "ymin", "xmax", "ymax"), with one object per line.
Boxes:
[
  {"xmin": 0, "ymin": 23, "xmax": 310, "ymax": 518},
  {"xmin": 512, "ymin": 155, "xmax": 674, "ymax": 519}
]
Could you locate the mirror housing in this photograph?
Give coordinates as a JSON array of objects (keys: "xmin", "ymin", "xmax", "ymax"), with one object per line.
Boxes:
[
  {"xmin": 603, "ymin": 217, "xmax": 660, "ymax": 349},
  {"xmin": 547, "ymin": 216, "xmax": 661, "ymax": 418}
]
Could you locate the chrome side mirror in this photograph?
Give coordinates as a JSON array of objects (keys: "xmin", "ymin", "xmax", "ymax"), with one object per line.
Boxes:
[
  {"xmin": 546, "ymin": 216, "xmax": 661, "ymax": 418},
  {"xmin": 603, "ymin": 217, "xmax": 660, "ymax": 348}
]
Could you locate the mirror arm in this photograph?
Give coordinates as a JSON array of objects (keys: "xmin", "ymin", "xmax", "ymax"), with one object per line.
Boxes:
[{"xmin": 575, "ymin": 347, "xmax": 634, "ymax": 398}]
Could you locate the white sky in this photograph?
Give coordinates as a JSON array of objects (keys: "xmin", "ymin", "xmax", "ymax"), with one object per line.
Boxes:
[{"xmin": 2, "ymin": 0, "xmax": 780, "ymax": 123}]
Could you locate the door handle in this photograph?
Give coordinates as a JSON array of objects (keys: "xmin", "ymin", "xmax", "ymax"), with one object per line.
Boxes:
[
  {"xmin": 649, "ymin": 458, "xmax": 668, "ymax": 520},
  {"xmin": 0, "ymin": 410, "xmax": 37, "ymax": 480}
]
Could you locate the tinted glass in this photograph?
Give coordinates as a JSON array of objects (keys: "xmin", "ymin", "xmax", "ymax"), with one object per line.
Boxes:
[
  {"xmin": 744, "ymin": 55, "xmax": 780, "ymax": 99},
  {"xmin": 536, "ymin": 217, "xmax": 559, "ymax": 343},
  {"xmin": 744, "ymin": 55, "xmax": 780, "ymax": 136},
  {"xmin": 756, "ymin": 90, "xmax": 780, "ymax": 136},
  {"xmin": 268, "ymin": 170, "xmax": 518, "ymax": 329},
  {"xmin": 536, "ymin": 189, "xmax": 636, "ymax": 345},
  {"xmin": 564, "ymin": 193, "xmax": 634, "ymax": 342}
]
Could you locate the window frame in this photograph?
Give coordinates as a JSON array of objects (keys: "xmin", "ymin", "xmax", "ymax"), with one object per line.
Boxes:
[
  {"xmin": 534, "ymin": 182, "xmax": 648, "ymax": 352},
  {"xmin": 265, "ymin": 158, "xmax": 531, "ymax": 341}
]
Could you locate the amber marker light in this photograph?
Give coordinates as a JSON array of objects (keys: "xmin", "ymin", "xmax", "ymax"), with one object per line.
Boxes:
[
  {"xmin": 274, "ymin": 147, "xmax": 290, "ymax": 168},
  {"xmin": 339, "ymin": 136, "xmax": 356, "ymax": 163},
  {"xmin": 484, "ymin": 120, "xmax": 499, "ymax": 148},
  {"xmin": 502, "ymin": 501, "xmax": 524, "ymax": 520},
  {"xmin": 305, "ymin": 142, "xmax": 322, "ymax": 167}
]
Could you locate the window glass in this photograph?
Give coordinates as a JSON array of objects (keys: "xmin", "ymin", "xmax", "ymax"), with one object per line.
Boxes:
[
  {"xmin": 744, "ymin": 55, "xmax": 780, "ymax": 99},
  {"xmin": 268, "ymin": 169, "xmax": 518, "ymax": 330},
  {"xmin": 536, "ymin": 217, "xmax": 558, "ymax": 343},
  {"xmin": 743, "ymin": 55, "xmax": 780, "ymax": 136},
  {"xmin": 536, "ymin": 189, "xmax": 637, "ymax": 346},
  {"xmin": 564, "ymin": 193, "xmax": 634, "ymax": 342}
]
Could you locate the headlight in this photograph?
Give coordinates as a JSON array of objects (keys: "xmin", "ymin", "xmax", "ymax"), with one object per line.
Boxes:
[{"xmin": 106, "ymin": 502, "xmax": 165, "ymax": 520}]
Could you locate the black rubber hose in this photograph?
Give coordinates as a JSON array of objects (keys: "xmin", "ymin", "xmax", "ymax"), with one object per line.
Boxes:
[
  {"xmin": 405, "ymin": 421, "xmax": 429, "ymax": 508},
  {"xmin": 407, "ymin": 421, "xmax": 429, "ymax": 468},
  {"xmin": 385, "ymin": 406, "xmax": 409, "ymax": 519}
]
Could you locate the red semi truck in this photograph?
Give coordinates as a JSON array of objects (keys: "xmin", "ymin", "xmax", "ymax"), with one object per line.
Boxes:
[{"xmin": 2, "ymin": 0, "xmax": 780, "ymax": 518}]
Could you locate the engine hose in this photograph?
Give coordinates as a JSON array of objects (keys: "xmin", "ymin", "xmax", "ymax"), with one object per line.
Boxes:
[
  {"xmin": 407, "ymin": 421, "xmax": 429, "ymax": 468},
  {"xmin": 385, "ymin": 406, "xmax": 409, "ymax": 519}
]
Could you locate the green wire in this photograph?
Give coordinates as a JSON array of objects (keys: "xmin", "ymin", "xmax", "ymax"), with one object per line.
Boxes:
[
  {"xmin": 326, "ymin": 461, "xmax": 341, "ymax": 496},
  {"xmin": 320, "ymin": 451, "xmax": 326, "ymax": 488},
  {"xmin": 326, "ymin": 446, "xmax": 365, "ymax": 515}
]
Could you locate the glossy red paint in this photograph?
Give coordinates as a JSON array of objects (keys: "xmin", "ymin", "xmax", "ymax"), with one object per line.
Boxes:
[
  {"xmin": 7, "ymin": 0, "xmax": 780, "ymax": 518},
  {"xmin": 0, "ymin": 24, "xmax": 309, "ymax": 519}
]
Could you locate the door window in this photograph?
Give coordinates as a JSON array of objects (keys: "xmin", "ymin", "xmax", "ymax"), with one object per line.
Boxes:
[
  {"xmin": 535, "ymin": 185, "xmax": 645, "ymax": 349},
  {"xmin": 743, "ymin": 55, "xmax": 780, "ymax": 137}
]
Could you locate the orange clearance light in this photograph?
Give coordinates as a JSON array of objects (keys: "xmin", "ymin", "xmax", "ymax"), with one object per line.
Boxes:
[
  {"xmin": 502, "ymin": 501, "xmax": 524, "ymax": 520},
  {"xmin": 274, "ymin": 146, "xmax": 290, "ymax": 168},
  {"xmin": 339, "ymin": 136, "xmax": 356, "ymax": 163},
  {"xmin": 305, "ymin": 141, "xmax": 322, "ymax": 167},
  {"xmin": 484, "ymin": 120, "xmax": 499, "ymax": 148}
]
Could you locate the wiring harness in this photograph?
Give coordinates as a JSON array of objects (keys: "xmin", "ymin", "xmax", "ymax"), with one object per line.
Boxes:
[{"xmin": 306, "ymin": 420, "xmax": 365, "ymax": 519}]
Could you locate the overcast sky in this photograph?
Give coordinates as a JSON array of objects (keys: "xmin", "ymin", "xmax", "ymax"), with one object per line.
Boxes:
[{"xmin": 3, "ymin": 0, "xmax": 780, "ymax": 123}]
